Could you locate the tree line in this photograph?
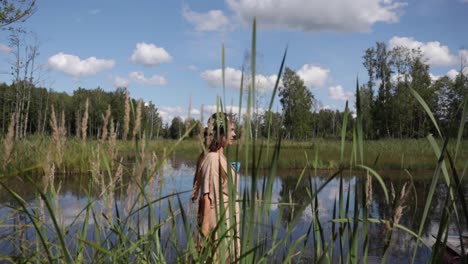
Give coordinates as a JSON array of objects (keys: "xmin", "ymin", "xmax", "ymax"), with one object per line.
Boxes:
[
  {"xmin": 272, "ymin": 43, "xmax": 467, "ymax": 140},
  {"xmin": 0, "ymin": 42, "xmax": 466, "ymax": 141}
]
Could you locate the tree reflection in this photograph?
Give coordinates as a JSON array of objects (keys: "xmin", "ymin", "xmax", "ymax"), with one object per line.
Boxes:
[{"xmin": 278, "ymin": 174, "xmax": 310, "ymax": 224}]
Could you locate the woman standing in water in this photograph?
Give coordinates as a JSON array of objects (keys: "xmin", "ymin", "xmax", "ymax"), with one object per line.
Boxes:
[{"xmin": 193, "ymin": 112, "xmax": 241, "ymax": 262}]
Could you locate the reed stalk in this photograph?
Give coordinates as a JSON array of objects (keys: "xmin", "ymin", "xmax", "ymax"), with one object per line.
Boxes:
[
  {"xmin": 123, "ymin": 90, "xmax": 130, "ymax": 140},
  {"xmin": 3, "ymin": 112, "xmax": 15, "ymax": 170},
  {"xmin": 132, "ymin": 100, "xmax": 142, "ymax": 142},
  {"xmin": 101, "ymin": 104, "xmax": 111, "ymax": 144},
  {"xmin": 81, "ymin": 97, "xmax": 89, "ymax": 142}
]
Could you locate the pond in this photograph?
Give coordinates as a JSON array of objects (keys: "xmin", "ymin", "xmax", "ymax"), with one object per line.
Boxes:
[{"xmin": 0, "ymin": 159, "xmax": 466, "ymax": 263}]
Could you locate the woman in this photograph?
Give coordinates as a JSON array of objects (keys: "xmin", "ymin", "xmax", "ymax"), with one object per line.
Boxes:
[{"xmin": 194, "ymin": 112, "xmax": 240, "ymax": 262}]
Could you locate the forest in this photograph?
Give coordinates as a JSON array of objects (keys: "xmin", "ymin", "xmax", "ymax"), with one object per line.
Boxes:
[{"xmin": 0, "ymin": 40, "xmax": 466, "ymax": 141}]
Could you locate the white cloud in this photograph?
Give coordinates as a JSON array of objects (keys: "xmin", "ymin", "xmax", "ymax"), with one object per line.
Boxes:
[
  {"xmin": 447, "ymin": 68, "xmax": 468, "ymax": 80},
  {"xmin": 226, "ymin": 0, "xmax": 406, "ymax": 32},
  {"xmin": 182, "ymin": 6, "xmax": 230, "ymax": 32},
  {"xmin": 429, "ymin": 73, "xmax": 442, "ymax": 82},
  {"xmin": 188, "ymin": 65, "xmax": 198, "ymax": 71},
  {"xmin": 297, "ymin": 64, "xmax": 330, "ymax": 88},
  {"xmin": 129, "ymin": 71, "xmax": 167, "ymax": 86},
  {"xmin": 158, "ymin": 106, "xmax": 200, "ymax": 123},
  {"xmin": 459, "ymin": 49, "xmax": 468, "ymax": 61},
  {"xmin": 201, "ymin": 67, "xmax": 242, "ymax": 89},
  {"xmin": 0, "ymin": 44, "xmax": 12, "ymax": 53},
  {"xmin": 462, "ymin": 67, "xmax": 468, "ymax": 76},
  {"xmin": 48, "ymin": 52, "xmax": 115, "ymax": 78},
  {"xmin": 202, "ymin": 104, "xmax": 268, "ymax": 121},
  {"xmin": 447, "ymin": 69, "xmax": 459, "ymax": 80},
  {"xmin": 159, "ymin": 103, "xmax": 273, "ymax": 124},
  {"xmin": 254, "ymin": 74, "xmax": 277, "ymax": 92},
  {"xmin": 158, "ymin": 106, "xmax": 185, "ymax": 123},
  {"xmin": 130, "ymin": 42, "xmax": 172, "ymax": 67},
  {"xmin": 389, "ymin": 36, "xmax": 457, "ymax": 66},
  {"xmin": 89, "ymin": 9, "xmax": 101, "ymax": 15},
  {"xmin": 328, "ymin": 85, "xmax": 353, "ymax": 101},
  {"xmin": 113, "ymin": 76, "xmax": 129, "ymax": 88},
  {"xmin": 200, "ymin": 67, "xmax": 277, "ymax": 92}
]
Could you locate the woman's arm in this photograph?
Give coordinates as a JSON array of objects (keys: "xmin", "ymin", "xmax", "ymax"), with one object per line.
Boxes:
[{"xmin": 201, "ymin": 193, "xmax": 212, "ymax": 237}]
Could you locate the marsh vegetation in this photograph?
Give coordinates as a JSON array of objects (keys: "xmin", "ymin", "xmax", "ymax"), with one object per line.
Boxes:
[{"xmin": 0, "ymin": 19, "xmax": 467, "ymax": 263}]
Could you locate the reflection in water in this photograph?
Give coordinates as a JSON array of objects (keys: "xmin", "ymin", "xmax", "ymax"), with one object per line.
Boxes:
[{"xmin": 0, "ymin": 162, "xmax": 466, "ymax": 263}]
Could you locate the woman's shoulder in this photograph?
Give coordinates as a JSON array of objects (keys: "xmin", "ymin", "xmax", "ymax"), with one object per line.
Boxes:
[
  {"xmin": 204, "ymin": 152, "xmax": 220, "ymax": 159},
  {"xmin": 202, "ymin": 152, "xmax": 226, "ymax": 165},
  {"xmin": 203, "ymin": 152, "xmax": 219, "ymax": 163}
]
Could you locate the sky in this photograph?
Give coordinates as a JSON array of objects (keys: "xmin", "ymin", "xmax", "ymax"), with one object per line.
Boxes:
[{"xmin": 0, "ymin": 0, "xmax": 467, "ymax": 123}]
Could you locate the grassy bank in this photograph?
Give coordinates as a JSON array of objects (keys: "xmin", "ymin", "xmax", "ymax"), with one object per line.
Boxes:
[{"xmin": 1, "ymin": 136, "xmax": 466, "ymax": 174}]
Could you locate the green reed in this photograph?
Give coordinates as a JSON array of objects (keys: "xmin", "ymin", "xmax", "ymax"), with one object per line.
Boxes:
[{"xmin": 0, "ymin": 17, "xmax": 467, "ymax": 264}]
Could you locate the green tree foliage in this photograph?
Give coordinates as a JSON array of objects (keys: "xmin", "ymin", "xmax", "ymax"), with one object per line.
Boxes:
[
  {"xmin": 0, "ymin": 83, "xmax": 164, "ymax": 139},
  {"xmin": 279, "ymin": 67, "xmax": 314, "ymax": 140},
  {"xmin": 185, "ymin": 118, "xmax": 201, "ymax": 138},
  {"xmin": 312, "ymin": 109, "xmax": 339, "ymax": 138},
  {"xmin": 259, "ymin": 110, "xmax": 283, "ymax": 139},
  {"xmin": 359, "ymin": 42, "xmax": 458, "ymax": 139},
  {"xmin": 434, "ymin": 73, "xmax": 468, "ymax": 136},
  {"xmin": 0, "ymin": 0, "xmax": 36, "ymax": 28},
  {"xmin": 169, "ymin": 116, "xmax": 185, "ymax": 139}
]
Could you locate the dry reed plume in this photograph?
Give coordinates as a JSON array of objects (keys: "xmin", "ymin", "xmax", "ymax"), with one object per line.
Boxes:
[
  {"xmin": 101, "ymin": 105, "xmax": 111, "ymax": 144},
  {"xmin": 90, "ymin": 145, "xmax": 107, "ymax": 225},
  {"xmin": 107, "ymin": 119, "xmax": 117, "ymax": 167},
  {"xmin": 123, "ymin": 91, "xmax": 130, "ymax": 140},
  {"xmin": 366, "ymin": 172, "xmax": 373, "ymax": 208},
  {"xmin": 147, "ymin": 152, "xmax": 159, "ymax": 202},
  {"xmin": 3, "ymin": 112, "xmax": 16, "ymax": 170},
  {"xmin": 391, "ymin": 182, "xmax": 410, "ymax": 227},
  {"xmin": 126, "ymin": 133, "xmax": 150, "ymax": 213},
  {"xmin": 384, "ymin": 181, "xmax": 411, "ymax": 248},
  {"xmin": 75, "ymin": 110, "xmax": 81, "ymax": 139},
  {"xmin": 132, "ymin": 100, "xmax": 142, "ymax": 142},
  {"xmin": 107, "ymin": 158, "xmax": 124, "ymax": 223},
  {"xmin": 40, "ymin": 151, "xmax": 55, "ymax": 221},
  {"xmin": 81, "ymin": 97, "xmax": 89, "ymax": 142},
  {"xmin": 49, "ymin": 106, "xmax": 67, "ymax": 167}
]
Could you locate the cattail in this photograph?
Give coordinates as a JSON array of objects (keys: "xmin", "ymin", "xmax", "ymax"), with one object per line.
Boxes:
[
  {"xmin": 123, "ymin": 91, "xmax": 130, "ymax": 140},
  {"xmin": 81, "ymin": 98, "xmax": 89, "ymax": 142},
  {"xmin": 101, "ymin": 105, "xmax": 111, "ymax": 144},
  {"xmin": 132, "ymin": 100, "xmax": 142, "ymax": 142},
  {"xmin": 3, "ymin": 112, "xmax": 16, "ymax": 170}
]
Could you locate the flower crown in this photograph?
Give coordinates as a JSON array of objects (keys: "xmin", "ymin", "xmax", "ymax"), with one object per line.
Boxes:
[{"xmin": 206, "ymin": 112, "xmax": 229, "ymax": 147}]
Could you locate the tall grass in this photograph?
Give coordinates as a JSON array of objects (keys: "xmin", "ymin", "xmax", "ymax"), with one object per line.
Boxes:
[{"xmin": 0, "ymin": 18, "xmax": 467, "ymax": 264}]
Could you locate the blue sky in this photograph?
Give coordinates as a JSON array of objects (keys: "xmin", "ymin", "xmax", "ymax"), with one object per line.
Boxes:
[{"xmin": 0, "ymin": 0, "xmax": 467, "ymax": 123}]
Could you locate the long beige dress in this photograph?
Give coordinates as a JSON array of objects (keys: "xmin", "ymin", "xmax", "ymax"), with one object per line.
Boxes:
[{"xmin": 199, "ymin": 151, "xmax": 241, "ymax": 261}]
